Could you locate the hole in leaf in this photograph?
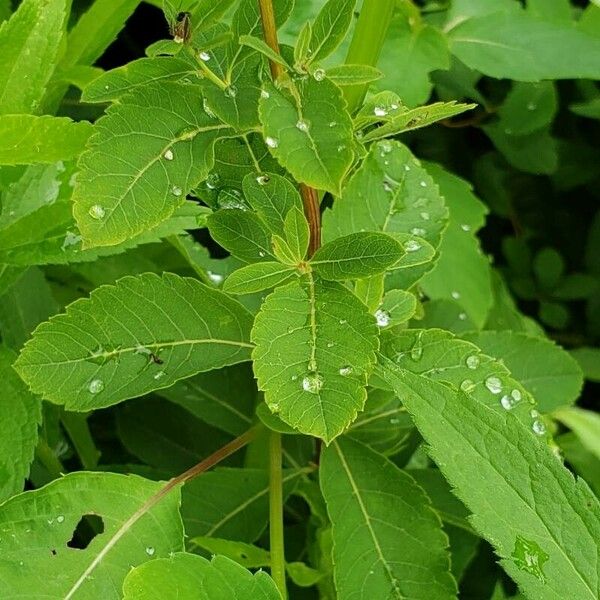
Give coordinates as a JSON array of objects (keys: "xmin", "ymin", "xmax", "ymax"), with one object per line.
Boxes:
[{"xmin": 66, "ymin": 514, "xmax": 104, "ymax": 550}]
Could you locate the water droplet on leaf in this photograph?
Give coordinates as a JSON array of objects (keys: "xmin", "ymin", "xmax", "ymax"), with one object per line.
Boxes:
[
  {"xmin": 375, "ymin": 309, "xmax": 390, "ymax": 327},
  {"xmin": 199, "ymin": 51, "xmax": 211, "ymax": 61},
  {"xmin": 485, "ymin": 376, "xmax": 502, "ymax": 394},
  {"xmin": 302, "ymin": 372, "xmax": 323, "ymax": 393},
  {"xmin": 88, "ymin": 379, "xmax": 104, "ymax": 394},
  {"xmin": 313, "ymin": 68, "xmax": 325, "ymax": 81},
  {"xmin": 265, "ymin": 136, "xmax": 279, "ymax": 149},
  {"xmin": 339, "ymin": 366, "xmax": 353, "ymax": 376},
  {"xmin": 296, "ymin": 119, "xmax": 310, "ymax": 132},
  {"xmin": 145, "ymin": 546, "xmax": 155, "ymax": 556},
  {"xmin": 171, "ymin": 185, "xmax": 183, "ymax": 197},
  {"xmin": 404, "ymin": 240, "xmax": 421, "ymax": 252},
  {"xmin": 466, "ymin": 355, "xmax": 479, "ymax": 369}
]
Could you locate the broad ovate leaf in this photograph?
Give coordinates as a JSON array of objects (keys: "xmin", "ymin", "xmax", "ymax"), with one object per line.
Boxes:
[
  {"xmin": 224, "ymin": 262, "xmax": 297, "ymax": 295},
  {"xmin": 14, "ymin": 273, "xmax": 253, "ymax": 410},
  {"xmin": 259, "ymin": 77, "xmax": 354, "ymax": 195},
  {"xmin": 0, "ymin": 472, "xmax": 183, "ymax": 599},
  {"xmin": 122, "ymin": 553, "xmax": 281, "ymax": 599},
  {"xmin": 321, "ymin": 437, "xmax": 456, "ymax": 599},
  {"xmin": 380, "ymin": 359, "xmax": 600, "ymax": 600},
  {"xmin": 311, "ymin": 232, "xmax": 405, "ymax": 281},
  {"xmin": 0, "ymin": 345, "xmax": 41, "ymax": 502},
  {"xmin": 251, "ymin": 276, "xmax": 379, "ymax": 442},
  {"xmin": 73, "ymin": 82, "xmax": 231, "ymax": 248}
]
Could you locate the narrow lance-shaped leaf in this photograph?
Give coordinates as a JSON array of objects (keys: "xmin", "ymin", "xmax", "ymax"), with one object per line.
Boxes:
[
  {"xmin": 307, "ymin": 0, "xmax": 356, "ymax": 65},
  {"xmin": 0, "ymin": 472, "xmax": 183, "ymax": 600},
  {"xmin": 0, "ymin": 346, "xmax": 41, "ymax": 502},
  {"xmin": 122, "ymin": 553, "xmax": 281, "ymax": 600},
  {"xmin": 252, "ymin": 276, "xmax": 379, "ymax": 442},
  {"xmin": 73, "ymin": 82, "xmax": 232, "ymax": 248},
  {"xmin": 379, "ymin": 358, "xmax": 600, "ymax": 600},
  {"xmin": 224, "ymin": 262, "xmax": 297, "ymax": 295},
  {"xmin": 0, "ymin": 116, "xmax": 93, "ymax": 165},
  {"xmin": 14, "ymin": 273, "xmax": 254, "ymax": 411},
  {"xmin": 259, "ymin": 77, "xmax": 354, "ymax": 195},
  {"xmin": 0, "ymin": 0, "xmax": 67, "ymax": 114},
  {"xmin": 311, "ymin": 232, "xmax": 405, "ymax": 281},
  {"xmin": 320, "ymin": 436, "xmax": 456, "ymax": 600}
]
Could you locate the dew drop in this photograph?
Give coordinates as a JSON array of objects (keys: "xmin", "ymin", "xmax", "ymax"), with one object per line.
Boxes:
[
  {"xmin": 451, "ymin": 290, "xmax": 461, "ymax": 300},
  {"xmin": 374, "ymin": 105, "xmax": 387, "ymax": 117},
  {"xmin": 458, "ymin": 312, "xmax": 467, "ymax": 321},
  {"xmin": 389, "ymin": 418, "xmax": 400, "ymax": 425},
  {"xmin": 378, "ymin": 140, "xmax": 393, "ymax": 155},
  {"xmin": 296, "ymin": 119, "xmax": 310, "ymax": 132},
  {"xmin": 153, "ymin": 370, "xmax": 166, "ymax": 381},
  {"xmin": 290, "ymin": 374, "xmax": 298, "ymax": 381},
  {"xmin": 404, "ymin": 239, "xmax": 421, "ymax": 252},
  {"xmin": 88, "ymin": 204, "xmax": 105, "ymax": 220},
  {"xmin": 410, "ymin": 338, "xmax": 423, "ymax": 361},
  {"xmin": 313, "ymin": 68, "xmax": 325, "ymax": 81},
  {"xmin": 256, "ymin": 174, "xmax": 270, "ymax": 185},
  {"xmin": 163, "ymin": 149, "xmax": 174, "ymax": 161},
  {"xmin": 420, "ymin": 211, "xmax": 430, "ymax": 221},
  {"xmin": 339, "ymin": 319, "xmax": 347, "ymax": 325},
  {"xmin": 461, "ymin": 223, "xmax": 471, "ymax": 232},
  {"xmin": 265, "ymin": 136, "xmax": 279, "ymax": 149},
  {"xmin": 466, "ymin": 355, "xmax": 479, "ymax": 370},
  {"xmin": 411, "ymin": 227, "xmax": 426, "ymax": 236},
  {"xmin": 171, "ymin": 185, "xmax": 183, "ymax": 197},
  {"xmin": 460, "ymin": 379, "xmax": 475, "ymax": 392},
  {"xmin": 270, "ymin": 402, "xmax": 280, "ymax": 412},
  {"xmin": 337, "ymin": 144, "xmax": 346, "ymax": 153},
  {"xmin": 527, "ymin": 102, "xmax": 537, "ymax": 111},
  {"xmin": 339, "ymin": 365, "xmax": 353, "ymax": 376},
  {"xmin": 199, "ymin": 51, "xmax": 211, "ymax": 61},
  {"xmin": 326, "ymin": 342, "xmax": 335, "ymax": 348},
  {"xmin": 419, "ymin": 180, "xmax": 427, "ymax": 187},
  {"xmin": 404, "ymin": 164, "xmax": 411, "ymax": 171},
  {"xmin": 88, "ymin": 379, "xmax": 104, "ymax": 394},
  {"xmin": 205, "ymin": 172, "xmax": 221, "ymax": 190},
  {"xmin": 511, "ymin": 389, "xmax": 522, "ymax": 402},
  {"xmin": 302, "ymin": 372, "xmax": 323, "ymax": 393},
  {"xmin": 203, "ymin": 98, "xmax": 216, "ymax": 118},
  {"xmin": 56, "ymin": 515, "xmax": 65, "ymax": 523},
  {"xmin": 375, "ymin": 309, "xmax": 390, "ymax": 328},
  {"xmin": 207, "ymin": 271, "xmax": 224, "ymax": 285},
  {"xmin": 485, "ymin": 376, "xmax": 503, "ymax": 394},
  {"xmin": 500, "ymin": 395, "xmax": 517, "ymax": 410},
  {"xmin": 145, "ymin": 546, "xmax": 155, "ymax": 556},
  {"xmin": 532, "ymin": 419, "xmax": 546, "ymax": 436},
  {"xmin": 329, "ymin": 121, "xmax": 337, "ymax": 128},
  {"xmin": 258, "ymin": 251, "xmax": 266, "ymax": 257},
  {"xmin": 260, "ymin": 89, "xmax": 270, "ymax": 99}
]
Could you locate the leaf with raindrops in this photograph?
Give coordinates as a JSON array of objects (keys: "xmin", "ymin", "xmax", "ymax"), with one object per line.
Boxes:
[
  {"xmin": 0, "ymin": 472, "xmax": 183, "ymax": 600},
  {"xmin": 251, "ymin": 276, "xmax": 379, "ymax": 442},
  {"xmin": 73, "ymin": 82, "xmax": 233, "ymax": 248},
  {"xmin": 379, "ymin": 358, "xmax": 600, "ymax": 600},
  {"xmin": 14, "ymin": 273, "xmax": 254, "ymax": 410}
]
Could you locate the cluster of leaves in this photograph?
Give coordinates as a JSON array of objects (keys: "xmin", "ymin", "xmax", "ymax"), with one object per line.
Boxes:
[{"xmin": 0, "ymin": 0, "xmax": 599, "ymax": 598}]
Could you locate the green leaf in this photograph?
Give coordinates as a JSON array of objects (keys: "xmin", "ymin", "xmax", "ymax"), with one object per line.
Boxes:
[
  {"xmin": 190, "ymin": 0, "xmax": 238, "ymax": 33},
  {"xmin": 361, "ymin": 101, "xmax": 476, "ymax": 142},
  {"xmin": 252, "ymin": 277, "xmax": 379, "ymax": 442},
  {"xmin": 14, "ymin": 273, "xmax": 253, "ymax": 410},
  {"xmin": 554, "ymin": 407, "xmax": 600, "ymax": 463},
  {"xmin": 380, "ymin": 359, "xmax": 600, "ymax": 600},
  {"xmin": 0, "ymin": 345, "xmax": 41, "ymax": 502},
  {"xmin": 571, "ymin": 98, "xmax": 600, "ymax": 121},
  {"xmin": 182, "ymin": 467, "xmax": 304, "ymax": 542},
  {"xmin": 448, "ymin": 10, "xmax": 600, "ymax": 81},
  {"xmin": 380, "ymin": 328, "xmax": 542, "ymax": 433},
  {"xmin": 190, "ymin": 537, "xmax": 271, "ymax": 568},
  {"xmin": 60, "ymin": 0, "xmax": 142, "ymax": 69},
  {"xmin": 82, "ymin": 56, "xmax": 197, "ymax": 103},
  {"xmin": 320, "ymin": 436, "xmax": 456, "ymax": 600},
  {"xmin": 207, "ymin": 209, "xmax": 277, "ymax": 263},
  {"xmin": 259, "ymin": 78, "xmax": 354, "ymax": 195},
  {"xmin": 311, "ymin": 232, "xmax": 405, "ymax": 281},
  {"xmin": 322, "ymin": 140, "xmax": 447, "ymax": 286},
  {"xmin": 122, "ymin": 552, "xmax": 281, "ymax": 599},
  {"xmin": 378, "ymin": 289, "xmax": 417, "ymax": 326},
  {"xmin": 0, "ymin": 116, "xmax": 92, "ymax": 166},
  {"xmin": 0, "ymin": 0, "xmax": 67, "ymax": 114},
  {"xmin": 242, "ymin": 172, "xmax": 303, "ymax": 235},
  {"xmin": 117, "ymin": 397, "xmax": 231, "ymax": 473},
  {"xmin": 325, "ymin": 64, "xmax": 383, "ymax": 86},
  {"xmin": 224, "ymin": 262, "xmax": 297, "ymax": 295},
  {"xmin": 420, "ymin": 163, "xmax": 492, "ymax": 328},
  {"xmin": 306, "ymin": 0, "xmax": 355, "ymax": 66},
  {"xmin": 462, "ymin": 331, "xmax": 583, "ymax": 412},
  {"xmin": 73, "ymin": 82, "xmax": 231, "ymax": 248},
  {"xmin": 0, "ymin": 472, "xmax": 183, "ymax": 599},
  {"xmin": 355, "ymin": 274, "xmax": 384, "ymax": 312},
  {"xmin": 239, "ymin": 34, "xmax": 291, "ymax": 69},
  {"xmin": 283, "ymin": 206, "xmax": 310, "ymax": 262},
  {"xmin": 376, "ymin": 13, "xmax": 450, "ymax": 107},
  {"xmin": 497, "ymin": 81, "xmax": 558, "ymax": 136},
  {"xmin": 570, "ymin": 347, "xmax": 600, "ymax": 382},
  {"xmin": 156, "ymin": 363, "xmax": 255, "ymax": 436}
]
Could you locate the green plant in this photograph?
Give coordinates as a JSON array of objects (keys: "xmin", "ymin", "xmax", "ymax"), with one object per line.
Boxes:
[{"xmin": 0, "ymin": 0, "xmax": 599, "ymax": 598}]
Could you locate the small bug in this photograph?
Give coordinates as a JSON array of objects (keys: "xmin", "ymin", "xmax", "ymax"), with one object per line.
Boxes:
[{"xmin": 171, "ymin": 11, "xmax": 192, "ymax": 44}]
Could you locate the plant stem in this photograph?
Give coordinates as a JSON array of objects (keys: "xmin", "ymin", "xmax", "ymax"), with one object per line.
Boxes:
[
  {"xmin": 258, "ymin": 0, "xmax": 284, "ymax": 80},
  {"xmin": 34, "ymin": 439, "xmax": 64, "ymax": 481},
  {"xmin": 269, "ymin": 431, "xmax": 287, "ymax": 598},
  {"xmin": 344, "ymin": 0, "xmax": 396, "ymax": 113},
  {"xmin": 64, "ymin": 426, "xmax": 258, "ymax": 600},
  {"xmin": 257, "ymin": 0, "xmax": 321, "ymax": 255}
]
